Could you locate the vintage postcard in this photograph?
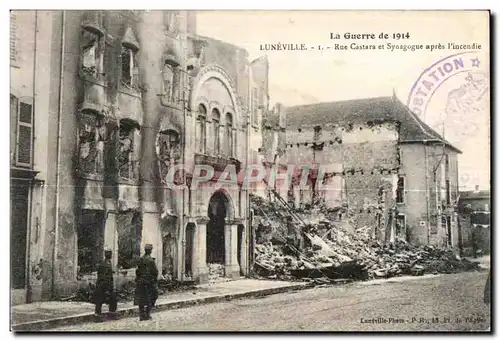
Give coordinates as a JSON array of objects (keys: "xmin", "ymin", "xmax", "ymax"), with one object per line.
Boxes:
[{"xmin": 10, "ymin": 10, "xmax": 490, "ymax": 332}]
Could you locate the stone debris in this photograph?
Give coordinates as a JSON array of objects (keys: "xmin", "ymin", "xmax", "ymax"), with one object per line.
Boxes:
[
  {"xmin": 251, "ymin": 195, "xmax": 482, "ymax": 284},
  {"xmin": 208, "ymin": 263, "xmax": 229, "ymax": 284}
]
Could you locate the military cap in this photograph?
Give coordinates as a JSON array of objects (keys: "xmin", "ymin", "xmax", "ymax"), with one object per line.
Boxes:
[
  {"xmin": 104, "ymin": 248, "xmax": 112, "ymax": 253},
  {"xmin": 145, "ymin": 243, "xmax": 153, "ymax": 250}
]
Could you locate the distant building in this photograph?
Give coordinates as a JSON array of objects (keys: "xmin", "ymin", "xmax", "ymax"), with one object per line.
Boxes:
[
  {"xmin": 458, "ymin": 187, "xmax": 491, "ymax": 254},
  {"xmin": 266, "ymin": 95, "xmax": 462, "ymax": 247},
  {"xmin": 10, "ymin": 10, "xmax": 269, "ymax": 304}
]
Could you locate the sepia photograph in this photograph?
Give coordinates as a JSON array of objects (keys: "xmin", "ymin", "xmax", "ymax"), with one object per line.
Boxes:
[{"xmin": 9, "ymin": 8, "xmax": 491, "ymax": 332}]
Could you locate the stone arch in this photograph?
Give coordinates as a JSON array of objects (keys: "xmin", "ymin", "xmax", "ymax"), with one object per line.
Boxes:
[
  {"xmin": 189, "ymin": 64, "xmax": 240, "ymax": 128},
  {"xmin": 198, "ymin": 188, "xmax": 236, "ymax": 221}
]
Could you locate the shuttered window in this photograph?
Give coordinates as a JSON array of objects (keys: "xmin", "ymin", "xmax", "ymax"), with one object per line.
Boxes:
[
  {"xmin": 10, "ymin": 12, "xmax": 19, "ymax": 65},
  {"xmin": 12, "ymin": 95, "xmax": 33, "ymax": 167}
]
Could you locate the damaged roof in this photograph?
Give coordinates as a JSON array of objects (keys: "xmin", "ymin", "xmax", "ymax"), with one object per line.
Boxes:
[
  {"xmin": 286, "ymin": 96, "xmax": 462, "ymax": 153},
  {"xmin": 459, "ymin": 190, "xmax": 491, "ymax": 200}
]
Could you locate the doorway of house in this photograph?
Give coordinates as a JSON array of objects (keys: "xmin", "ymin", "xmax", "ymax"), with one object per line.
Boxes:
[
  {"xmin": 11, "ymin": 180, "xmax": 30, "ymax": 295},
  {"xmin": 206, "ymin": 191, "xmax": 228, "ymax": 280}
]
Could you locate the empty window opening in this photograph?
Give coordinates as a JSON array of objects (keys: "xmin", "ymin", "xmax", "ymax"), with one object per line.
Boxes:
[
  {"xmin": 395, "ymin": 214, "xmax": 406, "ymax": 241},
  {"xmin": 81, "ymin": 29, "xmax": 103, "ymax": 78},
  {"xmin": 314, "ymin": 125, "xmax": 322, "ymax": 140},
  {"xmin": 225, "ymin": 113, "xmax": 233, "ymax": 157},
  {"xmin": 121, "ymin": 45, "xmax": 138, "ymax": 87},
  {"xmin": 117, "ymin": 211, "xmax": 142, "ymax": 269},
  {"xmin": 196, "ymin": 104, "xmax": 207, "ymax": 154},
  {"xmin": 212, "ymin": 109, "xmax": 221, "ymax": 154},
  {"xmin": 77, "ymin": 210, "xmax": 105, "ymax": 275},
  {"xmin": 396, "ymin": 176, "xmax": 405, "ymax": 203},
  {"xmin": 78, "ymin": 112, "xmax": 106, "ymax": 175},
  {"xmin": 119, "ymin": 120, "xmax": 139, "ymax": 180}
]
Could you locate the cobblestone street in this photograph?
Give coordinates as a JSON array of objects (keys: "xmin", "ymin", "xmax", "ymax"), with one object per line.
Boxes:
[{"xmin": 53, "ymin": 271, "xmax": 490, "ymax": 332}]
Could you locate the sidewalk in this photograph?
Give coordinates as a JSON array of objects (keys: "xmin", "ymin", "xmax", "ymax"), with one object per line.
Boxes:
[{"xmin": 11, "ymin": 279, "xmax": 313, "ymax": 331}]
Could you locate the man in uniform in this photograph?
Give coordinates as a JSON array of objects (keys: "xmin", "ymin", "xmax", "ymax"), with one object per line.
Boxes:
[
  {"xmin": 135, "ymin": 244, "xmax": 159, "ymax": 321},
  {"xmin": 93, "ymin": 248, "xmax": 117, "ymax": 321}
]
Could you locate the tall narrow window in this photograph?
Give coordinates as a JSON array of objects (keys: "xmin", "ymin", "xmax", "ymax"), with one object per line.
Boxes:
[
  {"xmin": 226, "ymin": 113, "xmax": 233, "ymax": 157},
  {"xmin": 252, "ymin": 87, "xmax": 259, "ymax": 126},
  {"xmin": 212, "ymin": 109, "xmax": 220, "ymax": 154},
  {"xmin": 163, "ymin": 55, "xmax": 181, "ymax": 105},
  {"xmin": 157, "ymin": 130, "xmax": 180, "ymax": 182},
  {"xmin": 445, "ymin": 179, "xmax": 451, "ymax": 205},
  {"xmin": 396, "ymin": 176, "xmax": 405, "ymax": 203},
  {"xmin": 121, "ymin": 45, "xmax": 138, "ymax": 87},
  {"xmin": 395, "ymin": 214, "xmax": 406, "ymax": 240},
  {"xmin": 196, "ymin": 105, "xmax": 207, "ymax": 154},
  {"xmin": 118, "ymin": 120, "xmax": 139, "ymax": 180},
  {"xmin": 314, "ymin": 125, "xmax": 322, "ymax": 140},
  {"xmin": 81, "ymin": 29, "xmax": 103, "ymax": 78},
  {"xmin": 12, "ymin": 95, "xmax": 34, "ymax": 168},
  {"xmin": 78, "ymin": 112, "xmax": 106, "ymax": 175}
]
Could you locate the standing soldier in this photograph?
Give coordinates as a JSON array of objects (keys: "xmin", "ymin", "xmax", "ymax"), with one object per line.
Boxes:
[
  {"xmin": 93, "ymin": 248, "xmax": 117, "ymax": 321},
  {"xmin": 135, "ymin": 244, "xmax": 159, "ymax": 321}
]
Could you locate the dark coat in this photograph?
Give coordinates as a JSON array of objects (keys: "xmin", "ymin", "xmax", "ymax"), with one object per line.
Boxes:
[
  {"xmin": 134, "ymin": 254, "xmax": 159, "ymax": 306},
  {"xmin": 93, "ymin": 259, "xmax": 114, "ymax": 304}
]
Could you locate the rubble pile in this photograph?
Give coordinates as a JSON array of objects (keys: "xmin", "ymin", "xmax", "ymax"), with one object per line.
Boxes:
[
  {"xmin": 362, "ymin": 239, "xmax": 481, "ymax": 278},
  {"xmin": 208, "ymin": 263, "xmax": 228, "ymax": 283},
  {"xmin": 250, "ymin": 195, "xmax": 291, "ymax": 243},
  {"xmin": 251, "ymin": 195, "xmax": 482, "ymax": 283}
]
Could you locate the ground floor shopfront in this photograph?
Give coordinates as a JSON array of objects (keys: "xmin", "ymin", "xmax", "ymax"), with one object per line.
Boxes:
[{"xmin": 42, "ymin": 182, "xmax": 253, "ymax": 303}]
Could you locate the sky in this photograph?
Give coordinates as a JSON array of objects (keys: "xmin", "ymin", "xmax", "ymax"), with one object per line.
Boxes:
[{"xmin": 196, "ymin": 10, "xmax": 490, "ymax": 191}]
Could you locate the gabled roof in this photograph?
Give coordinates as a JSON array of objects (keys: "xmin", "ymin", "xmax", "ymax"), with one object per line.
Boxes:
[{"xmin": 285, "ymin": 95, "xmax": 461, "ymax": 153}]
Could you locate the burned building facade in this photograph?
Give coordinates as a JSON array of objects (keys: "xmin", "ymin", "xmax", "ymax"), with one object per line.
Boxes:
[
  {"xmin": 10, "ymin": 10, "xmax": 269, "ymax": 304},
  {"xmin": 262, "ymin": 95, "xmax": 462, "ymax": 247}
]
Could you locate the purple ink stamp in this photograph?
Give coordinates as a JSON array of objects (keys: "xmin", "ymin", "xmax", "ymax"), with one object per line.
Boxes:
[
  {"xmin": 407, "ymin": 51, "xmax": 489, "ymax": 189},
  {"xmin": 408, "ymin": 51, "xmax": 488, "ymax": 118}
]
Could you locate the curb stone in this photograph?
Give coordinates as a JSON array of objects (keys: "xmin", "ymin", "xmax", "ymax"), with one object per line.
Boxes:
[{"xmin": 12, "ymin": 282, "xmax": 314, "ymax": 331}]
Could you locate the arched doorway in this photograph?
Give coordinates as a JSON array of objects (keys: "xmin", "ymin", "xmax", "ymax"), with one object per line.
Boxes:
[{"xmin": 206, "ymin": 191, "xmax": 229, "ymax": 266}]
